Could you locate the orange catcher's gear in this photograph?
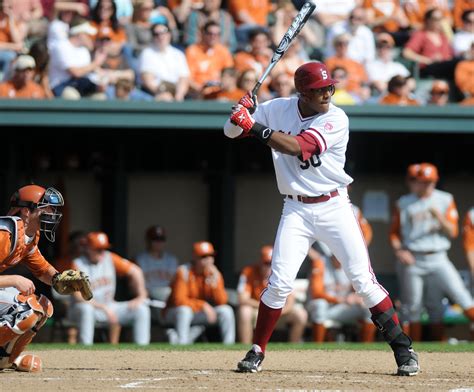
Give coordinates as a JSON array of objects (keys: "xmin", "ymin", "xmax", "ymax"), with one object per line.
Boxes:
[
  {"xmin": 260, "ymin": 245, "xmax": 273, "ymax": 264},
  {"xmin": 9, "ymin": 184, "xmax": 64, "ymax": 242},
  {"xmin": 192, "ymin": 241, "xmax": 216, "ymax": 258},
  {"xmin": 86, "ymin": 232, "xmax": 111, "ymax": 250},
  {"xmin": 407, "ymin": 163, "xmax": 439, "ymax": 182},
  {"xmin": 0, "ymin": 294, "xmax": 52, "ymax": 372}
]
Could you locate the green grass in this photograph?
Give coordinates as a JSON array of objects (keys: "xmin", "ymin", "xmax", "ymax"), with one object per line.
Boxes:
[{"xmin": 29, "ymin": 342, "xmax": 474, "ymax": 352}]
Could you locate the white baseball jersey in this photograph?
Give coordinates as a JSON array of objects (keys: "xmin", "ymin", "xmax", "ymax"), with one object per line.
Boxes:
[
  {"xmin": 136, "ymin": 251, "xmax": 178, "ymax": 296},
  {"xmin": 253, "ymin": 97, "xmax": 353, "ymax": 195}
]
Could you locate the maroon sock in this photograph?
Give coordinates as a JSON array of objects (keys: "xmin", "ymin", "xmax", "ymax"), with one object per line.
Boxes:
[
  {"xmin": 252, "ymin": 301, "xmax": 282, "ymax": 353},
  {"xmin": 370, "ymin": 295, "xmax": 400, "ymax": 325}
]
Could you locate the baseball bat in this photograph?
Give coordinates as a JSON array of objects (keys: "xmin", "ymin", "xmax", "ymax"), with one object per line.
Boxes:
[{"xmin": 251, "ymin": 1, "xmax": 317, "ymax": 97}]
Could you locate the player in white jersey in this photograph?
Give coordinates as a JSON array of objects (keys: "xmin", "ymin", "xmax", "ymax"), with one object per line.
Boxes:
[
  {"xmin": 390, "ymin": 163, "xmax": 474, "ymax": 341},
  {"xmin": 70, "ymin": 232, "xmax": 151, "ymax": 345},
  {"xmin": 224, "ymin": 61, "xmax": 419, "ymax": 376}
]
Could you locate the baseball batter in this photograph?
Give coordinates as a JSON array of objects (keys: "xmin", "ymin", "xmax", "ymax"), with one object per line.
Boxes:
[
  {"xmin": 70, "ymin": 232, "xmax": 150, "ymax": 345},
  {"xmin": 0, "ymin": 185, "xmax": 91, "ymax": 372},
  {"xmin": 224, "ymin": 61, "xmax": 419, "ymax": 376},
  {"xmin": 390, "ymin": 163, "xmax": 474, "ymax": 341}
]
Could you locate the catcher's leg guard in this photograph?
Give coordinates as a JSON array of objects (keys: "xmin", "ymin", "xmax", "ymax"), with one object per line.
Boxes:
[{"xmin": 0, "ymin": 294, "xmax": 53, "ymax": 370}]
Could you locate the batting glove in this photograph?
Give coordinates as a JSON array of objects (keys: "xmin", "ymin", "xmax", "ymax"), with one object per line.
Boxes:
[
  {"xmin": 230, "ymin": 104, "xmax": 255, "ymax": 133},
  {"xmin": 238, "ymin": 91, "xmax": 258, "ymax": 114}
]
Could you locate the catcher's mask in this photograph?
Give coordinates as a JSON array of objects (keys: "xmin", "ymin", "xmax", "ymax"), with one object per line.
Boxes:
[{"xmin": 10, "ymin": 185, "xmax": 64, "ymax": 242}]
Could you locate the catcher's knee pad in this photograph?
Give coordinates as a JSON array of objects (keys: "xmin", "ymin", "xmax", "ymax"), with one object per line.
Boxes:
[
  {"xmin": 0, "ymin": 294, "xmax": 53, "ymax": 369},
  {"xmin": 13, "ymin": 353, "xmax": 42, "ymax": 372}
]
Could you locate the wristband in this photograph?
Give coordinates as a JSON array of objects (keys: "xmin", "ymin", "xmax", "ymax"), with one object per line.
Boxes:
[{"xmin": 250, "ymin": 122, "xmax": 274, "ymax": 144}]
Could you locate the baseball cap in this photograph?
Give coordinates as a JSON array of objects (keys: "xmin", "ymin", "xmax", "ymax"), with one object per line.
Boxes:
[
  {"xmin": 86, "ymin": 232, "xmax": 111, "ymax": 250},
  {"xmin": 193, "ymin": 241, "xmax": 216, "ymax": 258},
  {"xmin": 13, "ymin": 55, "xmax": 36, "ymax": 71},
  {"xmin": 146, "ymin": 225, "xmax": 166, "ymax": 241},
  {"xmin": 69, "ymin": 21, "xmax": 97, "ymax": 36},
  {"xmin": 407, "ymin": 162, "xmax": 439, "ymax": 182},
  {"xmin": 430, "ymin": 80, "xmax": 449, "ymax": 94}
]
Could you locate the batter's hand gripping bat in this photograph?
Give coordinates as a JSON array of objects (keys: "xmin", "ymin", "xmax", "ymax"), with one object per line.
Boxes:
[{"xmin": 251, "ymin": 1, "xmax": 317, "ymax": 97}]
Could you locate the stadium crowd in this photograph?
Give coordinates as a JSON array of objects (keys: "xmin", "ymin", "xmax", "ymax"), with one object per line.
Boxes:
[{"xmin": 0, "ymin": 0, "xmax": 472, "ymax": 105}]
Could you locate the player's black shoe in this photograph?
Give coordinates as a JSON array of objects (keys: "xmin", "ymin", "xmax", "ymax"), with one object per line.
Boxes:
[
  {"xmin": 395, "ymin": 348, "xmax": 419, "ymax": 376},
  {"xmin": 237, "ymin": 346, "xmax": 265, "ymax": 373}
]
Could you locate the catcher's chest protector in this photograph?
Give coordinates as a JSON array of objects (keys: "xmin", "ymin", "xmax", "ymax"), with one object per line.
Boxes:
[{"xmin": 0, "ymin": 217, "xmax": 38, "ymax": 272}]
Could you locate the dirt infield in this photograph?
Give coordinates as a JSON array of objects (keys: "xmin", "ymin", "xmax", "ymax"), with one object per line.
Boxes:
[{"xmin": 1, "ymin": 349, "xmax": 473, "ymax": 391}]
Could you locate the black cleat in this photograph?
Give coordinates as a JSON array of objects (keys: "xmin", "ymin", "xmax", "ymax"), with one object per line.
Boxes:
[
  {"xmin": 396, "ymin": 349, "xmax": 420, "ymax": 376},
  {"xmin": 237, "ymin": 348, "xmax": 265, "ymax": 373}
]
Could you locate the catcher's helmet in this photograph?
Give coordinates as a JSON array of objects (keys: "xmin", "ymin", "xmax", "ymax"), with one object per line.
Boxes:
[
  {"xmin": 10, "ymin": 185, "xmax": 64, "ymax": 242},
  {"xmin": 86, "ymin": 232, "xmax": 111, "ymax": 250},
  {"xmin": 294, "ymin": 62, "xmax": 338, "ymax": 94},
  {"xmin": 193, "ymin": 241, "xmax": 216, "ymax": 258},
  {"xmin": 146, "ymin": 225, "xmax": 166, "ymax": 241},
  {"xmin": 407, "ymin": 163, "xmax": 439, "ymax": 182},
  {"xmin": 260, "ymin": 245, "xmax": 273, "ymax": 264}
]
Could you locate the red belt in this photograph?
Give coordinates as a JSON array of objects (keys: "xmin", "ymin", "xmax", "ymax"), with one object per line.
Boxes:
[{"xmin": 286, "ymin": 190, "xmax": 339, "ymax": 204}]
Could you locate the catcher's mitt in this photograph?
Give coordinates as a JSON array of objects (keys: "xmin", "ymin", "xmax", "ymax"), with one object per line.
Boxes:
[{"xmin": 52, "ymin": 269, "xmax": 93, "ymax": 301}]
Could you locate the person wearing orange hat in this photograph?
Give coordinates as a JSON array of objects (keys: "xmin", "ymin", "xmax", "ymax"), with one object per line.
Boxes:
[
  {"xmin": 390, "ymin": 163, "xmax": 474, "ymax": 341},
  {"xmin": 70, "ymin": 231, "xmax": 150, "ymax": 345},
  {"xmin": 163, "ymin": 241, "xmax": 235, "ymax": 344},
  {"xmin": 237, "ymin": 245, "xmax": 308, "ymax": 344}
]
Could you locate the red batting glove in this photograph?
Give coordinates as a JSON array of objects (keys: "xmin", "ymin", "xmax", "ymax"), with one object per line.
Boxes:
[
  {"xmin": 230, "ymin": 104, "xmax": 255, "ymax": 133},
  {"xmin": 238, "ymin": 91, "xmax": 257, "ymax": 114}
]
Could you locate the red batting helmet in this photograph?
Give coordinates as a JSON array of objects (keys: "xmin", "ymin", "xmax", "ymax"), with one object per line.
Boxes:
[{"xmin": 294, "ymin": 62, "xmax": 338, "ymax": 94}]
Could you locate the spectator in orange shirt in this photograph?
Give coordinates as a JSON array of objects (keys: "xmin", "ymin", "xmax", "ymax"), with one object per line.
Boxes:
[
  {"xmin": 0, "ymin": 0, "xmax": 27, "ymax": 78},
  {"xmin": 185, "ymin": 21, "xmax": 234, "ymax": 98},
  {"xmin": 325, "ymin": 33, "xmax": 371, "ymax": 101},
  {"xmin": 167, "ymin": 0, "xmax": 203, "ymax": 25},
  {"xmin": 403, "ymin": 0, "xmax": 453, "ymax": 32},
  {"xmin": 237, "ymin": 245, "xmax": 308, "ymax": 344},
  {"xmin": 364, "ymin": 0, "xmax": 410, "ymax": 45},
  {"xmin": 0, "ymin": 55, "xmax": 46, "ymax": 99},
  {"xmin": 455, "ymin": 42, "xmax": 474, "ymax": 99},
  {"xmin": 463, "ymin": 207, "xmax": 474, "ymax": 279},
  {"xmin": 379, "ymin": 75, "xmax": 420, "ymax": 105},
  {"xmin": 227, "ymin": 0, "xmax": 271, "ymax": 46},
  {"xmin": 427, "ymin": 79, "xmax": 450, "ymax": 105},
  {"xmin": 164, "ymin": 241, "xmax": 235, "ymax": 345},
  {"xmin": 453, "ymin": 0, "xmax": 474, "ymax": 30},
  {"xmin": 90, "ymin": 0, "xmax": 127, "ymax": 54},
  {"xmin": 203, "ymin": 66, "xmax": 245, "ymax": 101}
]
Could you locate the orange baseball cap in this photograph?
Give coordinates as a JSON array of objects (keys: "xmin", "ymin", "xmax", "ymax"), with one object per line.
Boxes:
[
  {"xmin": 192, "ymin": 241, "xmax": 216, "ymax": 258},
  {"xmin": 86, "ymin": 232, "xmax": 111, "ymax": 250},
  {"xmin": 407, "ymin": 163, "xmax": 439, "ymax": 182}
]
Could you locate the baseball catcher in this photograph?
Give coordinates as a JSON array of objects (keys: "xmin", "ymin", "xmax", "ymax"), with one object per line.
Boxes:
[{"xmin": 0, "ymin": 185, "xmax": 93, "ymax": 373}]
